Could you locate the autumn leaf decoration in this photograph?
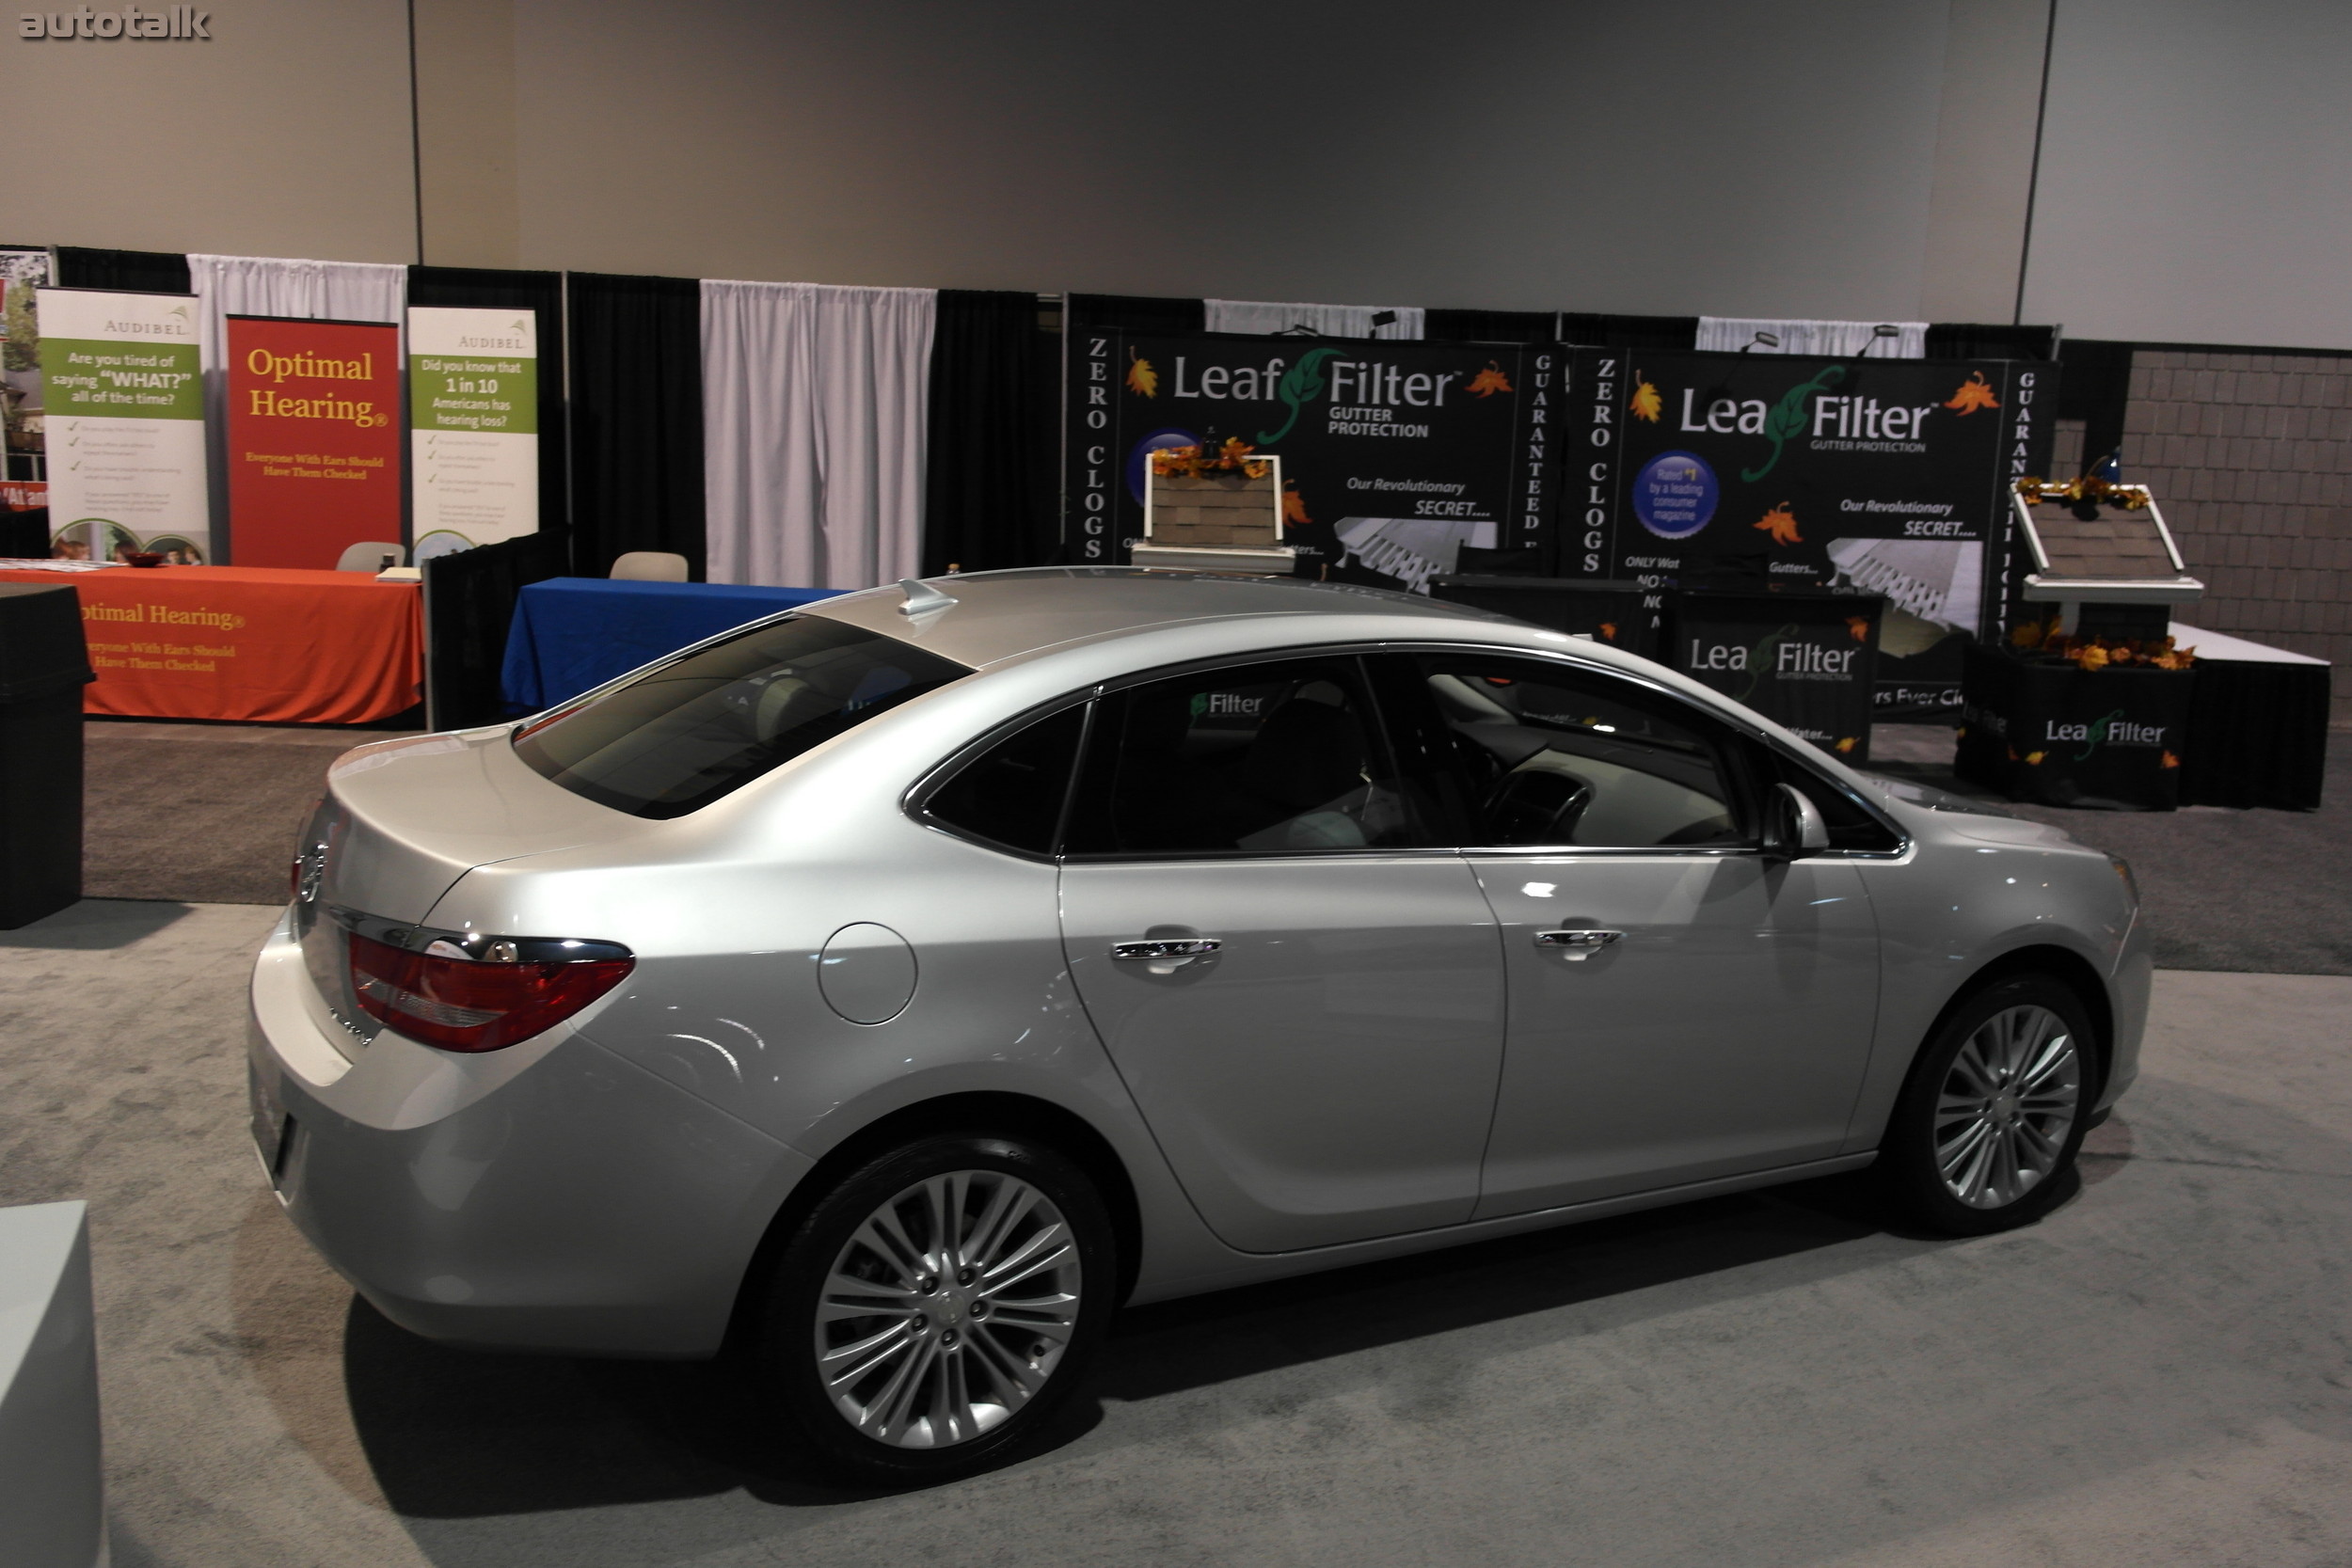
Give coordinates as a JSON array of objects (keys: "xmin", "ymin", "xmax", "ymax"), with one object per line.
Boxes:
[
  {"xmin": 1835, "ymin": 736, "xmax": 1858, "ymax": 754},
  {"xmin": 2161, "ymin": 751, "xmax": 2181, "ymax": 769},
  {"xmin": 1944, "ymin": 371, "xmax": 2000, "ymax": 416},
  {"xmin": 1281, "ymin": 483, "xmax": 1311, "ymax": 528},
  {"xmin": 1151, "ymin": 439, "xmax": 1271, "ymax": 481},
  {"xmin": 2025, "ymin": 751, "xmax": 2047, "ymax": 766},
  {"xmin": 1463, "ymin": 362, "xmax": 1514, "ymax": 399},
  {"xmin": 1846, "ymin": 615, "xmax": 1869, "ymax": 642},
  {"xmin": 1597, "ymin": 621, "xmax": 1619, "ymax": 642},
  {"xmin": 1754, "ymin": 502, "xmax": 1803, "ymax": 546},
  {"xmin": 1125, "ymin": 348, "xmax": 1158, "ymax": 398},
  {"xmin": 1629, "ymin": 375, "xmax": 1662, "ymax": 422}
]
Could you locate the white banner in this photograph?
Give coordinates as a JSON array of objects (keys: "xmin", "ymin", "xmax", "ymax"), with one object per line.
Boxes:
[
  {"xmin": 39, "ymin": 288, "xmax": 211, "ymax": 562},
  {"xmin": 407, "ymin": 306, "xmax": 538, "ymax": 558}
]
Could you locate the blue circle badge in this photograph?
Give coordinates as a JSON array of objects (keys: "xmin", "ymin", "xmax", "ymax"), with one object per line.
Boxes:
[{"xmin": 1631, "ymin": 450, "xmax": 1719, "ymax": 539}]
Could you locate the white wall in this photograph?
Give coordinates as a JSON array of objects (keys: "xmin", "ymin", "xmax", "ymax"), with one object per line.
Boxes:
[
  {"xmin": 506, "ymin": 0, "xmax": 1951, "ymax": 318},
  {"xmin": 2024, "ymin": 0, "xmax": 2352, "ymax": 348},
  {"xmin": 5, "ymin": 0, "xmax": 416, "ymax": 263}
]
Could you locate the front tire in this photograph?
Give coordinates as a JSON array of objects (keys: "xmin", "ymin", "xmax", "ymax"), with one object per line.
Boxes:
[
  {"xmin": 1877, "ymin": 975, "xmax": 2096, "ymax": 1236},
  {"xmin": 752, "ymin": 1132, "xmax": 1114, "ymax": 1482}
]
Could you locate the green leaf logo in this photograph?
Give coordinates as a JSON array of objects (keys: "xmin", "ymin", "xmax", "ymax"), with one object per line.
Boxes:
[
  {"xmin": 2076, "ymin": 706, "xmax": 2123, "ymax": 761},
  {"xmin": 1257, "ymin": 346, "xmax": 1343, "ymax": 445},
  {"xmin": 1740, "ymin": 366, "xmax": 1846, "ymax": 483}
]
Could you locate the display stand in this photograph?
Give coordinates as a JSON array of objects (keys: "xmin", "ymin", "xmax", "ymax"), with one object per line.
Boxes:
[
  {"xmin": 1958, "ymin": 480, "xmax": 2208, "ymax": 810},
  {"xmin": 1957, "ymin": 644, "xmax": 2191, "ymax": 809},
  {"xmin": 1428, "ymin": 576, "xmax": 1660, "ymax": 658},
  {"xmin": 0, "ymin": 584, "xmax": 94, "ymax": 927},
  {"xmin": 2171, "ymin": 622, "xmax": 2331, "ymax": 811},
  {"xmin": 1666, "ymin": 588, "xmax": 1881, "ymax": 762}
]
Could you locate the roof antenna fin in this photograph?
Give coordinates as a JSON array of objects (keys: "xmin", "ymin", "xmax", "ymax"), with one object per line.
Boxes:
[{"xmin": 898, "ymin": 578, "xmax": 958, "ymax": 616}]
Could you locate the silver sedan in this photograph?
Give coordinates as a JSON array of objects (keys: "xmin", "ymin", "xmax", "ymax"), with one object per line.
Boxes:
[{"xmin": 248, "ymin": 569, "xmax": 2149, "ymax": 1481}]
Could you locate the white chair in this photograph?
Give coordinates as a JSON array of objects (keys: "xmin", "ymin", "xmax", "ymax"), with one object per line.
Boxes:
[
  {"xmin": 335, "ymin": 541, "xmax": 405, "ymax": 572},
  {"xmin": 610, "ymin": 551, "xmax": 690, "ymax": 582}
]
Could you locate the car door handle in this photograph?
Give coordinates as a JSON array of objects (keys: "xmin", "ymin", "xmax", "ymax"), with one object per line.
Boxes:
[
  {"xmin": 1111, "ymin": 938, "xmax": 1223, "ymax": 960},
  {"xmin": 1534, "ymin": 928, "xmax": 1623, "ymax": 960}
]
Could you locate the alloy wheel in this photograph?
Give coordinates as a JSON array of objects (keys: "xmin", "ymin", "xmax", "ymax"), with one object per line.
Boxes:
[
  {"xmin": 813, "ymin": 1169, "xmax": 1083, "ymax": 1449},
  {"xmin": 1933, "ymin": 1003, "xmax": 2083, "ymax": 1210}
]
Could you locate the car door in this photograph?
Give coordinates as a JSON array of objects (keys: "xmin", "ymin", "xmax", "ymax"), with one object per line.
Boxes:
[
  {"xmin": 1057, "ymin": 652, "xmax": 1506, "ymax": 1254},
  {"xmin": 1368, "ymin": 649, "xmax": 1882, "ymax": 1219}
]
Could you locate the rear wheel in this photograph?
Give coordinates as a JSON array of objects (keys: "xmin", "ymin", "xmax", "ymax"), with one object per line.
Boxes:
[
  {"xmin": 1877, "ymin": 975, "xmax": 2095, "ymax": 1236},
  {"xmin": 753, "ymin": 1132, "xmax": 1113, "ymax": 1482}
]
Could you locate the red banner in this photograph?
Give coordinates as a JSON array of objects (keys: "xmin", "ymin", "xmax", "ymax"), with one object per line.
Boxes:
[{"xmin": 226, "ymin": 315, "xmax": 403, "ymax": 569}]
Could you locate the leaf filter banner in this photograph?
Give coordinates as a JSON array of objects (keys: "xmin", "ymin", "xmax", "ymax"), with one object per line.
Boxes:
[
  {"xmin": 1066, "ymin": 328, "xmax": 1559, "ymax": 594},
  {"xmin": 1566, "ymin": 350, "xmax": 2054, "ymax": 718},
  {"xmin": 225, "ymin": 315, "xmax": 402, "ymax": 570},
  {"xmin": 39, "ymin": 287, "xmax": 211, "ymax": 562},
  {"xmin": 408, "ymin": 305, "xmax": 538, "ymax": 559}
]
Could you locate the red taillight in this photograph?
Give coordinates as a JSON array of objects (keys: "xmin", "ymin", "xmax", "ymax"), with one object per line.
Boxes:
[{"xmin": 348, "ymin": 931, "xmax": 632, "ymax": 1053}]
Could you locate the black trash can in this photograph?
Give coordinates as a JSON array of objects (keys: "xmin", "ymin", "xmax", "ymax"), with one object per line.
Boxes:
[{"xmin": 0, "ymin": 583, "xmax": 96, "ymax": 928}]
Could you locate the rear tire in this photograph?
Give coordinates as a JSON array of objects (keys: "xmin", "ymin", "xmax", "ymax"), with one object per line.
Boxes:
[
  {"xmin": 751, "ymin": 1132, "xmax": 1114, "ymax": 1483},
  {"xmin": 1876, "ymin": 975, "xmax": 2097, "ymax": 1237}
]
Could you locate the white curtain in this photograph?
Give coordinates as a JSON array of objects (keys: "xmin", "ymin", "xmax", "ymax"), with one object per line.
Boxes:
[
  {"xmin": 1695, "ymin": 316, "xmax": 1928, "ymax": 358},
  {"xmin": 187, "ymin": 255, "xmax": 408, "ymax": 555},
  {"xmin": 1206, "ymin": 299, "xmax": 1424, "ymax": 340},
  {"xmin": 702, "ymin": 280, "xmax": 936, "ymax": 590}
]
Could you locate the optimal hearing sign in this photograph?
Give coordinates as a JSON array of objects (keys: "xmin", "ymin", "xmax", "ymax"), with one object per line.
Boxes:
[{"xmin": 226, "ymin": 315, "xmax": 402, "ymax": 569}]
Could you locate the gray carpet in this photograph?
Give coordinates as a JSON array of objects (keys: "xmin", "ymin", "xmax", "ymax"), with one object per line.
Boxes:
[
  {"xmin": 1867, "ymin": 728, "xmax": 2352, "ymax": 976},
  {"xmin": 84, "ymin": 735, "xmax": 347, "ymax": 905}
]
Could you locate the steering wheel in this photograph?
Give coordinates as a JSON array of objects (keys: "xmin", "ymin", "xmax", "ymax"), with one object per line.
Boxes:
[{"xmin": 1482, "ymin": 767, "xmax": 1594, "ymax": 846}]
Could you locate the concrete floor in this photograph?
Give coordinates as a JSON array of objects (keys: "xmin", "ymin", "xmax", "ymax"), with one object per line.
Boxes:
[{"xmin": 3, "ymin": 899, "xmax": 2349, "ymax": 1568}]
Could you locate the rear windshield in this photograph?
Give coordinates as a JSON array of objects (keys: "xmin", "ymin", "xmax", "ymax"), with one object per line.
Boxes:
[{"xmin": 513, "ymin": 615, "xmax": 969, "ymax": 818}]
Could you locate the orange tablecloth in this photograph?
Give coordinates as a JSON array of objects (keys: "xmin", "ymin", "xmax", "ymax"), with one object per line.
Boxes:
[{"xmin": 0, "ymin": 564, "xmax": 423, "ymax": 724}]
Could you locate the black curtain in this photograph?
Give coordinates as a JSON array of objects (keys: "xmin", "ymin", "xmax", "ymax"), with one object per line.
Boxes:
[
  {"xmin": 1063, "ymin": 293, "xmax": 1204, "ymax": 335},
  {"xmin": 2058, "ymin": 339, "xmax": 2136, "ymax": 478},
  {"xmin": 1556, "ymin": 312, "xmax": 1697, "ymax": 353},
  {"xmin": 923, "ymin": 291, "xmax": 1055, "ymax": 576},
  {"xmin": 1925, "ymin": 323, "xmax": 2059, "ymax": 361},
  {"xmin": 564, "ymin": 272, "xmax": 705, "ymax": 579},
  {"xmin": 421, "ymin": 531, "xmax": 570, "ymax": 728},
  {"xmin": 0, "ymin": 508, "xmax": 46, "ymax": 558},
  {"xmin": 1424, "ymin": 309, "xmax": 1555, "ymax": 344},
  {"xmin": 53, "ymin": 246, "xmax": 191, "ymax": 293},
  {"xmin": 408, "ymin": 266, "xmax": 570, "ymax": 561}
]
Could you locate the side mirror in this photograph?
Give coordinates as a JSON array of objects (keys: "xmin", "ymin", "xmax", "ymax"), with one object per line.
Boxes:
[{"xmin": 1767, "ymin": 783, "xmax": 1831, "ymax": 860}]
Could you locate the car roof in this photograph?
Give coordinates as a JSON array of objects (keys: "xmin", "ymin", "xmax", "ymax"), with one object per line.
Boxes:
[{"xmin": 797, "ymin": 567, "xmax": 1518, "ymax": 669}]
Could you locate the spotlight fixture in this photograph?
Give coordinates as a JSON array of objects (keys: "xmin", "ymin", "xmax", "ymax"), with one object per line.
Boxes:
[
  {"xmin": 1855, "ymin": 323, "xmax": 1900, "ymax": 357},
  {"xmin": 1740, "ymin": 331, "xmax": 1781, "ymax": 354}
]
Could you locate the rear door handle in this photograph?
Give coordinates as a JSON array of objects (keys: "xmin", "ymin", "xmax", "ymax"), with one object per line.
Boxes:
[
  {"xmin": 1534, "ymin": 928, "xmax": 1623, "ymax": 960},
  {"xmin": 1111, "ymin": 938, "xmax": 1223, "ymax": 960}
]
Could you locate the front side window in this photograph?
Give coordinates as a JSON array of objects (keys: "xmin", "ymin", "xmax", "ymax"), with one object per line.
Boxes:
[
  {"xmin": 515, "ymin": 615, "xmax": 968, "ymax": 818},
  {"xmin": 1064, "ymin": 656, "xmax": 1418, "ymax": 856},
  {"xmin": 1382, "ymin": 651, "xmax": 1745, "ymax": 849}
]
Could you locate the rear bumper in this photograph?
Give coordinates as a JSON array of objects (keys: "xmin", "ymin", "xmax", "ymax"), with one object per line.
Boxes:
[{"xmin": 246, "ymin": 912, "xmax": 811, "ymax": 1358}]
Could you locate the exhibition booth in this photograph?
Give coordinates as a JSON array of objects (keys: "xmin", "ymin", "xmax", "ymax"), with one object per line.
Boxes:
[{"xmin": 0, "ymin": 242, "xmax": 2332, "ymax": 929}]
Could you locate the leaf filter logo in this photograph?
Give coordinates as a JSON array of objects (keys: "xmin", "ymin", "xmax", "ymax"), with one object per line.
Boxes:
[
  {"xmin": 2042, "ymin": 707, "xmax": 2168, "ymax": 761},
  {"xmin": 1255, "ymin": 346, "xmax": 1341, "ymax": 445},
  {"xmin": 1743, "ymin": 366, "xmax": 1845, "ymax": 483}
]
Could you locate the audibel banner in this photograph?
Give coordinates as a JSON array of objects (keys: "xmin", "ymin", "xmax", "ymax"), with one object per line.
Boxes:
[
  {"xmin": 407, "ymin": 305, "xmax": 537, "ymax": 559},
  {"xmin": 1565, "ymin": 350, "xmax": 2053, "ymax": 717},
  {"xmin": 38, "ymin": 287, "xmax": 211, "ymax": 561},
  {"xmin": 1066, "ymin": 328, "xmax": 1558, "ymax": 594},
  {"xmin": 226, "ymin": 314, "xmax": 402, "ymax": 569}
]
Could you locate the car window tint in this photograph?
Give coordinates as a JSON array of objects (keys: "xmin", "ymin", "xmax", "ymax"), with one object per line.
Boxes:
[
  {"xmin": 1749, "ymin": 741, "xmax": 1904, "ymax": 852},
  {"xmin": 514, "ymin": 615, "xmax": 968, "ymax": 819},
  {"xmin": 924, "ymin": 704, "xmax": 1088, "ymax": 855},
  {"xmin": 1400, "ymin": 653, "xmax": 1744, "ymax": 849},
  {"xmin": 1064, "ymin": 657, "xmax": 1417, "ymax": 856}
]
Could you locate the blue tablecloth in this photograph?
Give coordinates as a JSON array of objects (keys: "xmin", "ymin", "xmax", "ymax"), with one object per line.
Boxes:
[{"xmin": 500, "ymin": 578, "xmax": 845, "ymax": 712}]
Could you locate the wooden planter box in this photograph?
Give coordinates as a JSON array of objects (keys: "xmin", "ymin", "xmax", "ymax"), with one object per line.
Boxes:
[{"xmin": 1146, "ymin": 464, "xmax": 1282, "ymax": 551}]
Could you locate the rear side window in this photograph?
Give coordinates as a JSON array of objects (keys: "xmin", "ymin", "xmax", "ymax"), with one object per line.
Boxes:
[
  {"xmin": 514, "ymin": 615, "xmax": 968, "ymax": 818},
  {"xmin": 923, "ymin": 704, "xmax": 1088, "ymax": 855},
  {"xmin": 1063, "ymin": 656, "xmax": 1422, "ymax": 856}
]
